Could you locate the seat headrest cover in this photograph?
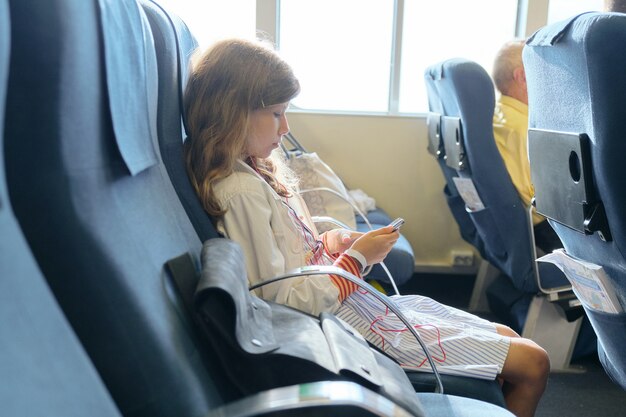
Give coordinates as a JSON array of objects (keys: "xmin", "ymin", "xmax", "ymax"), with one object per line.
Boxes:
[
  {"xmin": 425, "ymin": 64, "xmax": 444, "ymax": 81},
  {"xmin": 0, "ymin": 0, "xmax": 9, "ymax": 209},
  {"xmin": 527, "ymin": 12, "xmax": 594, "ymax": 46},
  {"xmin": 170, "ymin": 6, "xmax": 198, "ymax": 134},
  {"xmin": 98, "ymin": 0, "xmax": 158, "ymax": 175},
  {"xmin": 141, "ymin": 0, "xmax": 198, "ymax": 140}
]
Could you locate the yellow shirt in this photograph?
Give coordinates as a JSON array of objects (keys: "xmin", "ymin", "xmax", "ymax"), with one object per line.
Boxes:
[{"xmin": 493, "ymin": 95, "xmax": 544, "ymax": 225}]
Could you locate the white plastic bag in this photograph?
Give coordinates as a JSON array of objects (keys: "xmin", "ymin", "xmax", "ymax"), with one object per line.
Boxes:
[{"xmin": 286, "ymin": 152, "xmax": 357, "ymax": 232}]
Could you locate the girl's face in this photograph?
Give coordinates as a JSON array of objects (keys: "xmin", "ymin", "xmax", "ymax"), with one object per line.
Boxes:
[{"xmin": 245, "ymin": 102, "xmax": 290, "ymax": 159}]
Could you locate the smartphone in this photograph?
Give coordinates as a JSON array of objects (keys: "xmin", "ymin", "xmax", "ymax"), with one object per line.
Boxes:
[{"xmin": 389, "ymin": 217, "xmax": 405, "ymax": 231}]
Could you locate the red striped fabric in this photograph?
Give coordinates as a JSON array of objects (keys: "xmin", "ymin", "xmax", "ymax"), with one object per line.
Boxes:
[{"xmin": 329, "ymin": 253, "xmax": 361, "ymax": 301}]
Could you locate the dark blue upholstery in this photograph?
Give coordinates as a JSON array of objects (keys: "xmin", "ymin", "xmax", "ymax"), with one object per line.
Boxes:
[
  {"xmin": 0, "ymin": 0, "xmax": 120, "ymax": 414},
  {"xmin": 524, "ymin": 12, "xmax": 626, "ymax": 388},
  {"xmin": 425, "ymin": 59, "xmax": 537, "ymax": 332},
  {"xmin": 0, "ymin": 209, "xmax": 123, "ymax": 417},
  {"xmin": 139, "ymin": 0, "xmax": 220, "ymax": 243},
  {"xmin": 424, "ymin": 69, "xmax": 488, "ymax": 260},
  {"xmin": 425, "ymin": 59, "xmax": 544, "ymax": 294},
  {"xmin": 4, "ymin": 1, "xmax": 228, "ymax": 416},
  {"xmin": 424, "ymin": 59, "xmax": 583, "ymax": 293}
]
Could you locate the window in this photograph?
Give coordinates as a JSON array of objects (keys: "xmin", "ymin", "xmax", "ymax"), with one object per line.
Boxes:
[
  {"xmin": 547, "ymin": 0, "xmax": 604, "ymax": 24},
  {"xmin": 399, "ymin": 0, "xmax": 518, "ymax": 113},
  {"xmin": 279, "ymin": 0, "xmax": 395, "ymax": 113},
  {"xmin": 155, "ymin": 0, "xmax": 256, "ymax": 48},
  {"xmin": 278, "ymin": 0, "xmax": 518, "ymax": 114}
]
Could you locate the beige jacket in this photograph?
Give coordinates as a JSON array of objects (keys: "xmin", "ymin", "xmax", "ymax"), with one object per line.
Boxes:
[{"xmin": 213, "ymin": 160, "xmax": 342, "ymax": 315}]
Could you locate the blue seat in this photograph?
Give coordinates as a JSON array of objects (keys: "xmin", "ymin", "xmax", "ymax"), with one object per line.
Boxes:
[
  {"xmin": 139, "ymin": 0, "xmax": 219, "ymax": 243},
  {"xmin": 423, "ymin": 76, "xmax": 488, "ymax": 259},
  {"xmin": 0, "ymin": 0, "xmax": 120, "ymax": 414},
  {"xmin": 424, "ymin": 70, "xmax": 500, "ymax": 314},
  {"xmin": 524, "ymin": 11, "xmax": 626, "ymax": 388},
  {"xmin": 425, "ymin": 60, "xmax": 545, "ymax": 294},
  {"xmin": 4, "ymin": 1, "xmax": 228, "ymax": 415},
  {"xmin": 423, "ymin": 58, "xmax": 596, "ymax": 370}
]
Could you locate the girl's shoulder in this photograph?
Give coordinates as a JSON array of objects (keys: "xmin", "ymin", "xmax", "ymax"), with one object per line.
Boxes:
[{"xmin": 213, "ymin": 168, "xmax": 272, "ymax": 203}]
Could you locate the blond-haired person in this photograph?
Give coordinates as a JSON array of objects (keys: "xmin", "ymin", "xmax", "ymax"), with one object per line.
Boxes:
[{"xmin": 492, "ymin": 39, "xmax": 562, "ymax": 254}]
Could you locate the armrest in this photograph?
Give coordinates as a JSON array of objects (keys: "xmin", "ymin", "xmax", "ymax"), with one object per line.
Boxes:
[
  {"xmin": 527, "ymin": 205, "xmax": 574, "ymax": 297},
  {"xmin": 205, "ymin": 381, "xmax": 417, "ymax": 417},
  {"xmin": 249, "ymin": 265, "xmax": 444, "ymax": 394}
]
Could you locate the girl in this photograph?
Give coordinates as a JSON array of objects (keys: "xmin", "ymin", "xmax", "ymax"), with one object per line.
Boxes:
[{"xmin": 184, "ymin": 38, "xmax": 549, "ymax": 417}]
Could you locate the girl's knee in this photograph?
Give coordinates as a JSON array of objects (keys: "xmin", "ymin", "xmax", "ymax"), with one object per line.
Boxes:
[
  {"xmin": 522, "ymin": 340, "xmax": 551, "ymax": 382},
  {"xmin": 503, "ymin": 338, "xmax": 550, "ymax": 384}
]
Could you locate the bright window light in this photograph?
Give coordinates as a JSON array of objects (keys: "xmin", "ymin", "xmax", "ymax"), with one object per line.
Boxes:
[
  {"xmin": 399, "ymin": 0, "xmax": 518, "ymax": 114},
  {"xmin": 154, "ymin": 0, "xmax": 256, "ymax": 48},
  {"xmin": 547, "ymin": 0, "xmax": 604, "ymax": 24},
  {"xmin": 279, "ymin": 0, "xmax": 394, "ymax": 113}
]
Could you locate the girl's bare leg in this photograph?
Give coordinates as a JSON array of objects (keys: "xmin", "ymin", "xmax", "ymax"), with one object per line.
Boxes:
[{"xmin": 496, "ymin": 327, "xmax": 550, "ymax": 417}]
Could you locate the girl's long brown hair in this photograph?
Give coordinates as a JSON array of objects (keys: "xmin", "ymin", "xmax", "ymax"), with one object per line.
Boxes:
[{"xmin": 184, "ymin": 38, "xmax": 300, "ymax": 217}]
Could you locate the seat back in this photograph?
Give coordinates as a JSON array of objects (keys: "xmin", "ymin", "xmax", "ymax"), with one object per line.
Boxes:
[
  {"xmin": 424, "ymin": 66, "xmax": 487, "ymax": 258},
  {"xmin": 524, "ymin": 11, "xmax": 626, "ymax": 388},
  {"xmin": 4, "ymin": 1, "xmax": 231, "ymax": 415},
  {"xmin": 425, "ymin": 58, "xmax": 538, "ymax": 293},
  {"xmin": 139, "ymin": 0, "xmax": 219, "ymax": 243},
  {"xmin": 0, "ymin": 0, "xmax": 120, "ymax": 414}
]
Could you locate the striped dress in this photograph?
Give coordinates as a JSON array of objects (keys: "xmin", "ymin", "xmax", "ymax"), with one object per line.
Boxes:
[{"xmin": 336, "ymin": 290, "xmax": 510, "ymax": 380}]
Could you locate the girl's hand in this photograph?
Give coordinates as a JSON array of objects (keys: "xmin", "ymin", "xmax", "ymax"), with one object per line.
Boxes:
[
  {"xmin": 350, "ymin": 226, "xmax": 399, "ymax": 266},
  {"xmin": 324, "ymin": 228, "xmax": 364, "ymax": 255}
]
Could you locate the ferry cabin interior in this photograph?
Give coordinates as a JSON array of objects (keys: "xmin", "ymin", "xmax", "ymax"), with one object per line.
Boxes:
[{"xmin": 2, "ymin": 1, "xmax": 626, "ymax": 417}]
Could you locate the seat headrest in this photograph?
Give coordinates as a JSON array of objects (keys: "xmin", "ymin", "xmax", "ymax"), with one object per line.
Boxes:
[
  {"xmin": 99, "ymin": 0, "xmax": 158, "ymax": 175},
  {"xmin": 140, "ymin": 0, "xmax": 198, "ymax": 142},
  {"xmin": 0, "ymin": 0, "xmax": 8, "ymax": 210},
  {"xmin": 527, "ymin": 12, "xmax": 594, "ymax": 47},
  {"xmin": 167, "ymin": 5, "xmax": 198, "ymax": 137}
]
